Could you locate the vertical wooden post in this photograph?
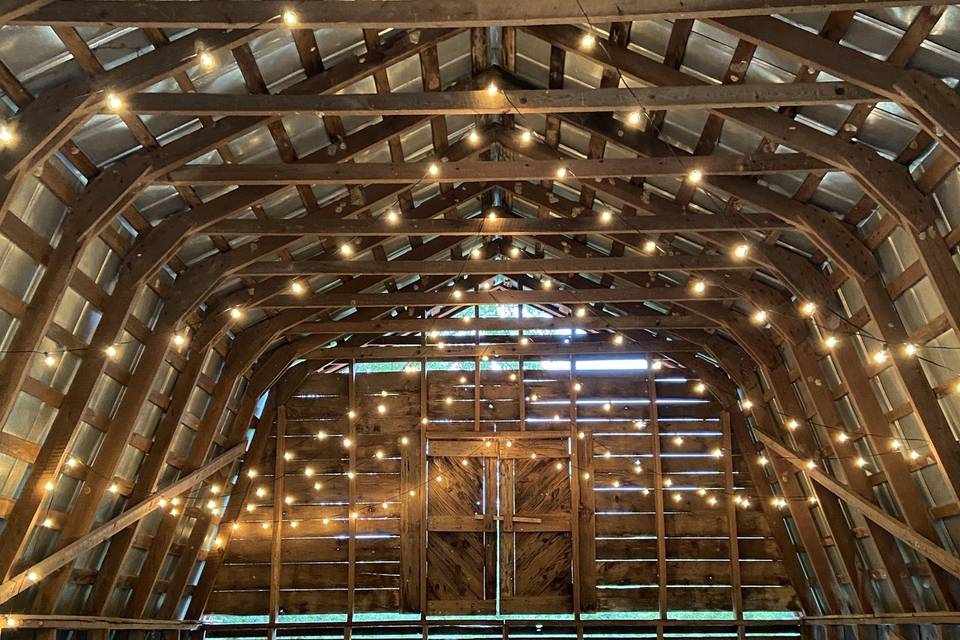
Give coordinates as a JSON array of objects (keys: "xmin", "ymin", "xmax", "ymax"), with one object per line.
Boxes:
[
  {"xmin": 576, "ymin": 354, "xmax": 597, "ymax": 611},
  {"xmin": 400, "ymin": 363, "xmax": 423, "ymax": 612},
  {"xmin": 268, "ymin": 406, "xmax": 286, "ymax": 640},
  {"xmin": 346, "ymin": 361, "xmax": 357, "ymax": 639},
  {"xmin": 721, "ymin": 410, "xmax": 744, "ymax": 637},
  {"xmin": 568, "ymin": 356, "xmax": 582, "ymax": 616},
  {"xmin": 419, "ymin": 358, "xmax": 429, "ymax": 617},
  {"xmin": 474, "ymin": 356, "xmax": 481, "ymax": 431},
  {"xmin": 518, "ymin": 355, "xmax": 526, "ymax": 431},
  {"xmin": 648, "ymin": 371, "xmax": 667, "ymax": 627}
]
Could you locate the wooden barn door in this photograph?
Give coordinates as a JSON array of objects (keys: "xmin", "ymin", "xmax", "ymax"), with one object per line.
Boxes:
[
  {"xmin": 499, "ymin": 435, "xmax": 574, "ymax": 614},
  {"xmin": 425, "ymin": 435, "xmax": 574, "ymax": 615}
]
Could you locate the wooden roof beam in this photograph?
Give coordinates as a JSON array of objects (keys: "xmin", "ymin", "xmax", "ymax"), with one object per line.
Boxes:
[
  {"xmin": 14, "ymin": 0, "xmax": 935, "ymax": 28},
  {"xmin": 119, "ymin": 82, "xmax": 877, "ymax": 116},
  {"xmin": 160, "ymin": 155, "xmax": 835, "ymax": 186}
]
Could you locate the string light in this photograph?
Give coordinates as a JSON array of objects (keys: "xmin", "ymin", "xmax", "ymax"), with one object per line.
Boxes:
[
  {"xmin": 732, "ymin": 244, "xmax": 750, "ymax": 260},
  {"xmin": 290, "ymin": 280, "xmax": 306, "ymax": 295},
  {"xmin": 282, "ymin": 9, "xmax": 298, "ymax": 25},
  {"xmin": 104, "ymin": 345, "xmax": 118, "ymax": 359},
  {"xmin": 555, "ymin": 167, "xmax": 568, "ymax": 179},
  {"xmin": 172, "ymin": 333, "xmax": 187, "ymax": 347},
  {"xmin": 872, "ymin": 350, "xmax": 889, "ymax": 365},
  {"xmin": 612, "ymin": 334, "xmax": 624, "ymax": 346},
  {"xmin": 642, "ymin": 240, "xmax": 657, "ymax": 255},
  {"xmin": 741, "ymin": 399, "xmax": 753, "ymax": 410},
  {"xmin": 691, "ymin": 280, "xmax": 706, "ymax": 295},
  {"xmin": 342, "ymin": 437, "xmax": 353, "ymax": 448},
  {"xmin": 580, "ymin": 32, "xmax": 596, "ymax": 48},
  {"xmin": 902, "ymin": 343, "xmax": 918, "ymax": 357},
  {"xmin": 626, "ymin": 111, "xmax": 642, "ymax": 126},
  {"xmin": 428, "ymin": 163, "xmax": 440, "ymax": 177},
  {"xmin": 44, "ymin": 352, "xmax": 57, "ymax": 367},
  {"xmin": 486, "ymin": 82, "xmax": 499, "ymax": 96},
  {"xmin": 651, "ymin": 360, "xmax": 662, "ymax": 370},
  {"xmin": 486, "ymin": 210, "xmax": 497, "ymax": 221},
  {"xmin": 42, "ymin": 480, "xmax": 54, "ymax": 492},
  {"xmin": 340, "ymin": 243, "xmax": 354, "ymax": 256},
  {"xmin": 247, "ymin": 469, "xmax": 258, "ymax": 478},
  {"xmin": 800, "ymin": 301, "xmax": 817, "ymax": 317},
  {"xmin": 823, "ymin": 335, "xmax": 839, "ymax": 349},
  {"xmin": 752, "ymin": 309, "xmax": 768, "ymax": 325},
  {"xmin": 108, "ymin": 483, "xmax": 119, "ymax": 494},
  {"xmin": 229, "ymin": 307, "xmax": 243, "ymax": 320},
  {"xmin": 467, "ymin": 129, "xmax": 480, "ymax": 144},
  {"xmin": 520, "ymin": 130, "xmax": 532, "ymax": 143},
  {"xmin": 385, "ymin": 209, "xmax": 400, "ymax": 223},
  {"xmin": 757, "ymin": 456, "xmax": 768, "ymax": 466},
  {"xmin": 836, "ymin": 432, "xmax": 849, "ymax": 443},
  {"xmin": 317, "ymin": 430, "xmax": 327, "ymax": 440},
  {"xmin": 106, "ymin": 93, "xmax": 124, "ymax": 111},
  {"xmin": 0, "ymin": 125, "xmax": 13, "ymax": 145},
  {"xmin": 687, "ymin": 169, "xmax": 703, "ymax": 184},
  {"xmin": 304, "ymin": 466, "xmax": 315, "ymax": 477},
  {"xmin": 600, "ymin": 209, "xmax": 613, "ymax": 223},
  {"xmin": 65, "ymin": 457, "xmax": 78, "ymax": 468},
  {"xmin": 27, "ymin": 571, "xmax": 38, "ymax": 582},
  {"xmin": 693, "ymin": 382, "xmax": 706, "ymax": 394},
  {"xmin": 42, "ymin": 517, "xmax": 54, "ymax": 528},
  {"xmin": 347, "ymin": 409, "xmax": 357, "ymax": 419},
  {"xmin": 198, "ymin": 51, "xmax": 216, "ymax": 69},
  {"xmin": 786, "ymin": 419, "xmax": 799, "ymax": 431}
]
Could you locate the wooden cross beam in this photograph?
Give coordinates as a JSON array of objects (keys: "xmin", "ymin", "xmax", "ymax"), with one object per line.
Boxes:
[
  {"xmin": 252, "ymin": 287, "xmax": 735, "ymax": 309},
  {"xmin": 235, "ymin": 255, "xmax": 755, "ymax": 276},
  {"xmin": 301, "ymin": 340, "xmax": 699, "ymax": 362},
  {"xmin": 14, "ymin": 0, "xmax": 933, "ymax": 28},
  {"xmin": 203, "ymin": 213, "xmax": 789, "ymax": 237},
  {"xmin": 160, "ymin": 156, "xmax": 834, "ymax": 186},
  {"xmin": 118, "ymin": 82, "xmax": 876, "ymax": 116},
  {"xmin": 284, "ymin": 315, "xmax": 719, "ymax": 335},
  {"xmin": 0, "ymin": 442, "xmax": 245, "ymax": 605}
]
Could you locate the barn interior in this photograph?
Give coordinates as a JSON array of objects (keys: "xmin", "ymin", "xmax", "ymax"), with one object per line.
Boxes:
[{"xmin": 0, "ymin": 2, "xmax": 960, "ymax": 640}]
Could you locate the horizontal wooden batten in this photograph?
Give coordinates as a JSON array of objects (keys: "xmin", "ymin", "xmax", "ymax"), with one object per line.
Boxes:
[
  {"xmin": 15, "ymin": 0, "xmax": 934, "ymax": 28},
  {"xmin": 119, "ymin": 83, "xmax": 876, "ymax": 116},
  {"xmin": 303, "ymin": 341, "xmax": 700, "ymax": 362},
  {"xmin": 237, "ymin": 256, "xmax": 754, "ymax": 276},
  {"xmin": 205, "ymin": 214, "xmax": 789, "ymax": 237},
  {"xmin": 253, "ymin": 288, "xmax": 735, "ymax": 309},
  {"xmin": 161, "ymin": 156, "xmax": 832, "ymax": 186},
  {"xmin": 284, "ymin": 315, "xmax": 720, "ymax": 335}
]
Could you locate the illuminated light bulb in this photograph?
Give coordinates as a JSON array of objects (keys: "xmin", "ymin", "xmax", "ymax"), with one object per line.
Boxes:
[
  {"xmin": 323, "ymin": 517, "xmax": 331, "ymax": 525},
  {"xmin": 486, "ymin": 82, "xmax": 499, "ymax": 96},
  {"xmin": 27, "ymin": 571, "xmax": 38, "ymax": 582},
  {"xmin": 377, "ymin": 403, "xmax": 387, "ymax": 414},
  {"xmin": 712, "ymin": 448, "xmax": 723, "ymax": 459},
  {"xmin": 104, "ymin": 345, "xmax": 118, "ymax": 359},
  {"xmin": 691, "ymin": 280, "xmax": 706, "ymax": 294},
  {"xmin": 340, "ymin": 243, "xmax": 354, "ymax": 256},
  {"xmin": 741, "ymin": 399, "xmax": 753, "ymax": 410},
  {"xmin": 246, "ymin": 503, "xmax": 255, "ymax": 512},
  {"xmin": 697, "ymin": 488, "xmax": 707, "ymax": 497},
  {"xmin": 375, "ymin": 450, "xmax": 385, "ymax": 460},
  {"xmin": 305, "ymin": 466, "xmax": 315, "ymax": 477},
  {"xmin": 642, "ymin": 487, "xmax": 650, "ymax": 496},
  {"xmin": 582, "ymin": 472, "xmax": 590, "ymax": 480},
  {"xmin": 452, "ymin": 289, "xmax": 462, "ymax": 300},
  {"xmin": 600, "ymin": 209, "xmax": 613, "ymax": 223},
  {"xmin": 229, "ymin": 307, "xmax": 243, "ymax": 320},
  {"xmin": 347, "ymin": 409, "xmax": 357, "ymax": 419},
  {"xmin": 210, "ymin": 484, "xmax": 221, "ymax": 494},
  {"xmin": 436, "ymin": 341, "xmax": 446, "ymax": 349},
  {"xmin": 400, "ymin": 436, "xmax": 410, "ymax": 446},
  {"xmin": 445, "ymin": 396, "xmax": 453, "ymax": 405},
  {"xmin": 530, "ymin": 393, "xmax": 539, "ymax": 402},
  {"xmin": 159, "ymin": 498, "xmax": 168, "ymax": 508},
  {"xmin": 459, "ymin": 375, "xmax": 468, "ymax": 384},
  {"xmin": 612, "ymin": 335, "xmax": 624, "ymax": 346},
  {"xmin": 752, "ymin": 309, "xmax": 768, "ymax": 325},
  {"xmin": 385, "ymin": 209, "xmax": 400, "ymax": 224},
  {"xmin": 733, "ymin": 495, "xmax": 743, "ymax": 504},
  {"xmin": 284, "ymin": 451, "xmax": 294, "ymax": 461},
  {"xmin": 486, "ymin": 210, "xmax": 497, "ymax": 221},
  {"xmin": 707, "ymin": 496, "xmax": 718, "ymax": 506},
  {"xmin": 231, "ymin": 522, "xmax": 240, "ymax": 531},
  {"xmin": 663, "ymin": 478, "xmax": 673, "ymax": 487},
  {"xmin": 758, "ymin": 456, "xmax": 768, "ymax": 466},
  {"xmin": 800, "ymin": 301, "xmax": 817, "ymax": 317},
  {"xmin": 672, "ymin": 436, "xmax": 684, "ymax": 446},
  {"xmin": 65, "ymin": 457, "xmax": 78, "ymax": 469},
  {"xmin": 555, "ymin": 462, "xmax": 564, "ymax": 471},
  {"xmin": 290, "ymin": 520, "xmax": 299, "ymax": 529},
  {"xmin": 694, "ymin": 382, "xmax": 706, "ymax": 394},
  {"xmin": 909, "ymin": 450, "xmax": 920, "ymax": 461},
  {"xmin": 509, "ymin": 246, "xmax": 521, "ymax": 258},
  {"xmin": 530, "ymin": 452, "xmax": 538, "ymax": 461},
  {"xmin": 836, "ymin": 432, "xmax": 849, "ymax": 443},
  {"xmin": 807, "ymin": 495, "xmax": 817, "ymax": 504},
  {"xmin": 672, "ymin": 493, "xmax": 682, "ymax": 503},
  {"xmin": 786, "ymin": 419, "xmax": 799, "ymax": 431},
  {"xmin": 471, "ymin": 247, "xmax": 482, "ymax": 259},
  {"xmin": 651, "ymin": 360, "xmax": 663, "ymax": 371},
  {"xmin": 520, "ymin": 337, "xmax": 530, "ymax": 345},
  {"xmin": 383, "ymin": 501, "xmax": 390, "ymax": 510},
  {"xmin": 44, "ymin": 353, "xmax": 57, "ymax": 367},
  {"xmin": 290, "ymin": 280, "xmax": 305, "ymax": 295},
  {"xmin": 314, "ymin": 482, "xmax": 323, "ymax": 490},
  {"xmin": 317, "ymin": 431, "xmax": 327, "ymax": 440},
  {"xmin": 805, "ymin": 459, "xmax": 816, "ymax": 470},
  {"xmin": 350, "ymin": 511, "xmax": 359, "ymax": 520},
  {"xmin": 555, "ymin": 167, "xmax": 568, "ymax": 179},
  {"xmin": 505, "ymin": 440, "xmax": 513, "ymax": 448},
  {"xmin": 171, "ymin": 497, "xmax": 180, "ymax": 506},
  {"xmin": 282, "ymin": 10, "xmax": 298, "ymax": 25},
  {"xmin": 485, "ymin": 440, "xmax": 493, "ymax": 448},
  {"xmin": 0, "ymin": 126, "xmax": 12, "ymax": 145},
  {"xmin": 42, "ymin": 517, "xmax": 54, "ymax": 528},
  {"xmin": 855, "ymin": 457, "xmax": 867, "ymax": 468},
  {"xmin": 285, "ymin": 495, "xmax": 294, "ymax": 505},
  {"xmin": 872, "ymin": 350, "xmax": 889, "ymax": 365},
  {"xmin": 108, "ymin": 483, "xmax": 119, "ymax": 494},
  {"xmin": 687, "ymin": 169, "xmax": 703, "ymax": 184},
  {"xmin": 428, "ymin": 163, "xmax": 440, "ymax": 177},
  {"xmin": 106, "ymin": 93, "xmax": 123, "ymax": 111},
  {"xmin": 520, "ymin": 130, "xmax": 532, "ymax": 143},
  {"xmin": 553, "ymin": 413, "xmax": 561, "ymax": 422},
  {"xmin": 435, "ymin": 475, "xmax": 444, "ymax": 483},
  {"xmin": 509, "ymin": 373, "xmax": 518, "ymax": 382},
  {"xmin": 347, "ymin": 471, "xmax": 356, "ymax": 480},
  {"xmin": 479, "ymin": 281, "xmax": 490, "ymax": 290},
  {"xmin": 467, "ymin": 130, "xmax": 480, "ymax": 144},
  {"xmin": 890, "ymin": 439, "xmax": 902, "ymax": 451},
  {"xmin": 6, "ymin": 617, "xmax": 16, "ymax": 628},
  {"xmin": 823, "ymin": 336, "xmax": 839, "ymax": 350},
  {"xmin": 580, "ymin": 32, "xmax": 596, "ymax": 48},
  {"xmin": 612, "ymin": 479, "xmax": 620, "ymax": 488},
  {"xmin": 642, "ymin": 240, "xmax": 657, "ymax": 255},
  {"xmin": 199, "ymin": 51, "xmax": 216, "ymax": 69},
  {"xmin": 420, "ymin": 417, "xmax": 429, "ymax": 425},
  {"xmin": 261, "ymin": 522, "xmax": 270, "ymax": 530},
  {"xmin": 603, "ymin": 402, "xmax": 611, "ymax": 412},
  {"xmin": 633, "ymin": 462, "xmax": 642, "ymax": 474},
  {"xmin": 741, "ymin": 498, "xmax": 751, "ymax": 509},
  {"xmin": 206, "ymin": 499, "xmax": 216, "ymax": 510},
  {"xmin": 574, "ymin": 382, "xmax": 582, "ymax": 392},
  {"xmin": 578, "ymin": 431, "xmax": 585, "ymax": 440},
  {"xmin": 542, "ymin": 278, "xmax": 553, "ymax": 290},
  {"xmin": 576, "ymin": 306, "xmax": 587, "ymax": 318},
  {"xmin": 256, "ymin": 486, "xmax": 267, "ymax": 498},
  {"xmin": 604, "ymin": 451, "xmax": 612, "ymax": 459},
  {"xmin": 633, "ymin": 419, "xmax": 646, "ymax": 430},
  {"xmin": 626, "ymin": 111, "xmax": 642, "ymax": 126},
  {"xmin": 172, "ymin": 333, "xmax": 187, "ymax": 347},
  {"xmin": 342, "ymin": 437, "xmax": 353, "ymax": 448},
  {"xmin": 902, "ymin": 343, "xmax": 917, "ymax": 357},
  {"xmin": 732, "ymin": 244, "xmax": 750, "ymax": 259}
]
